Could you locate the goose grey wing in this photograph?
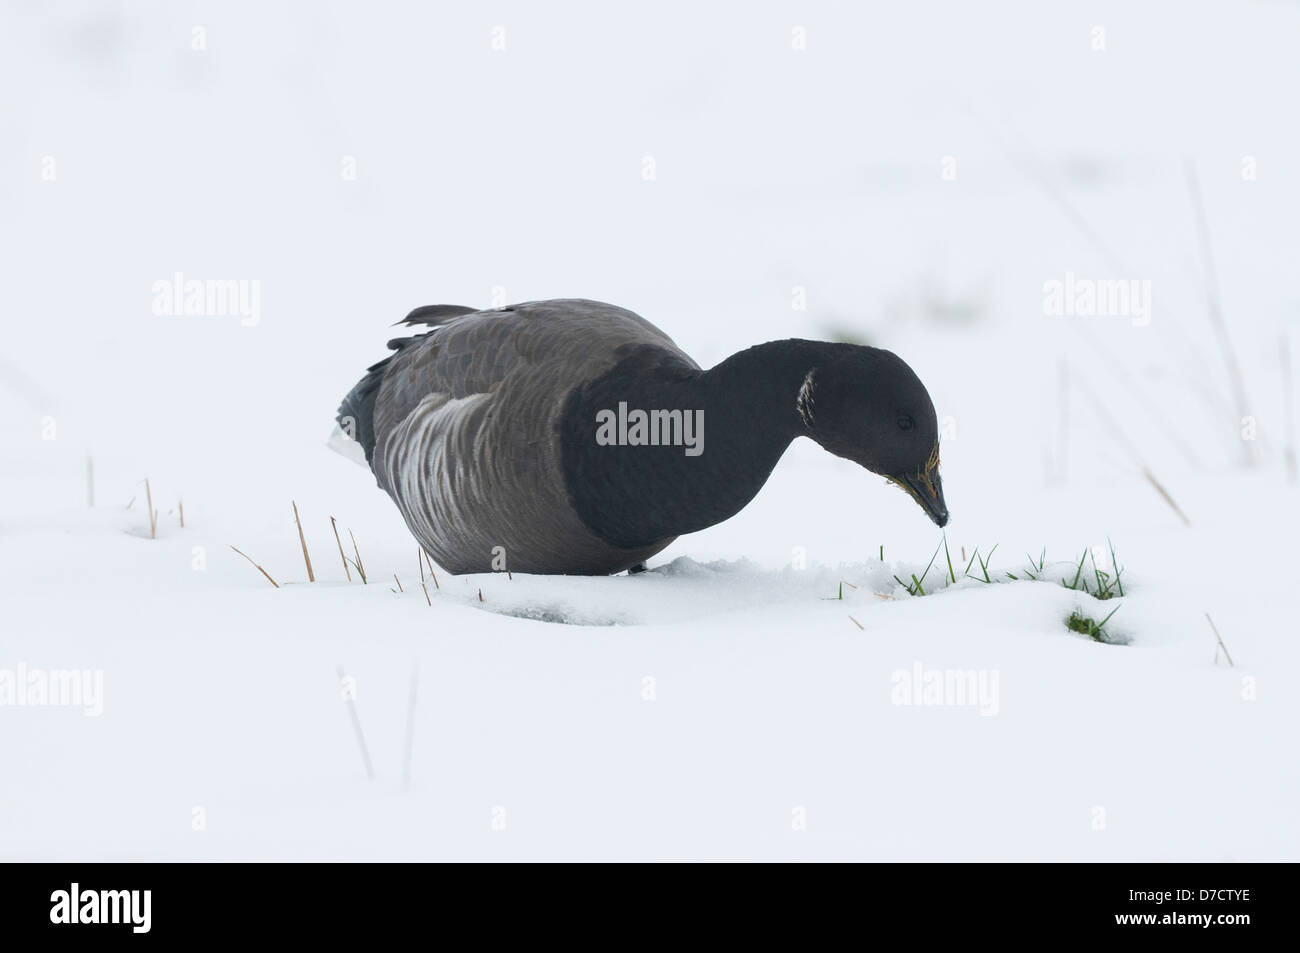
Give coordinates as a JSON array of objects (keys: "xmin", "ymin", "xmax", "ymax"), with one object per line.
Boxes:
[{"xmin": 370, "ymin": 299, "xmax": 696, "ymax": 454}]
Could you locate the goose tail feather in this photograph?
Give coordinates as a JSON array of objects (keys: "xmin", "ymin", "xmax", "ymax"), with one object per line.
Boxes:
[
  {"xmin": 335, "ymin": 354, "xmax": 392, "ymax": 467},
  {"xmin": 335, "ymin": 305, "xmax": 477, "ymax": 469}
]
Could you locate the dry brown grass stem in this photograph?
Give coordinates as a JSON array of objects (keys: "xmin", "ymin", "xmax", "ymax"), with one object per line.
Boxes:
[
  {"xmin": 230, "ymin": 545, "xmax": 279, "ymax": 588},
  {"xmin": 144, "ymin": 478, "xmax": 157, "ymax": 539},
  {"xmin": 330, "ymin": 517, "xmax": 351, "ymax": 581},
  {"xmin": 292, "ymin": 501, "xmax": 315, "ymax": 582},
  {"xmin": 349, "ymin": 529, "xmax": 367, "ymax": 584}
]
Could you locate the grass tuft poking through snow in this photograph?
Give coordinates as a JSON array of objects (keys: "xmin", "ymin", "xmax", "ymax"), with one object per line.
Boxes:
[
  {"xmin": 1066, "ymin": 605, "xmax": 1125, "ymax": 645},
  {"xmin": 826, "ymin": 580, "xmax": 859, "ymax": 600},
  {"xmin": 964, "ymin": 543, "xmax": 998, "ymax": 583},
  {"xmin": 892, "ymin": 537, "xmax": 945, "ymax": 596},
  {"xmin": 1058, "ymin": 540, "xmax": 1125, "ymax": 600},
  {"xmin": 886, "ymin": 539, "xmax": 1133, "ymax": 643}
]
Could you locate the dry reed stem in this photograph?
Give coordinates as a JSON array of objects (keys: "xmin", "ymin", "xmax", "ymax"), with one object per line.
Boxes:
[
  {"xmin": 1186, "ymin": 159, "xmax": 1253, "ymax": 467},
  {"xmin": 1142, "ymin": 467, "xmax": 1191, "ymax": 527},
  {"xmin": 337, "ymin": 666, "xmax": 375, "ymax": 780},
  {"xmin": 401, "ymin": 666, "xmax": 419, "ymax": 791},
  {"xmin": 349, "ymin": 529, "xmax": 367, "ymax": 583},
  {"xmin": 331, "ymin": 517, "xmax": 351, "ymax": 581},
  {"xmin": 144, "ymin": 478, "xmax": 156, "ymax": 539},
  {"xmin": 1206, "ymin": 613, "xmax": 1235, "ymax": 667},
  {"xmin": 292, "ymin": 501, "xmax": 315, "ymax": 582},
  {"xmin": 1072, "ymin": 372, "xmax": 1191, "ymax": 526},
  {"xmin": 230, "ymin": 545, "xmax": 279, "ymax": 588}
]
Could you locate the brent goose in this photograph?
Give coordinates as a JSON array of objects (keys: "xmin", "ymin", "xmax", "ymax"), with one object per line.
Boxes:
[{"xmin": 336, "ymin": 299, "xmax": 948, "ymax": 575}]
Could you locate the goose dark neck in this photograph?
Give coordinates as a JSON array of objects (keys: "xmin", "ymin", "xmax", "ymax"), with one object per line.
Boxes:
[{"xmin": 561, "ymin": 340, "xmax": 840, "ymax": 550}]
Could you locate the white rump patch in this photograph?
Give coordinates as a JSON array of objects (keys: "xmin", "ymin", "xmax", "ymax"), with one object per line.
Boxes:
[{"xmin": 327, "ymin": 423, "xmax": 369, "ymax": 467}]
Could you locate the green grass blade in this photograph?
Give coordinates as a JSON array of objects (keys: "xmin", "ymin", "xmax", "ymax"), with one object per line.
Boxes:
[
  {"xmin": 979, "ymin": 544, "xmax": 998, "ymax": 583},
  {"xmin": 1110, "ymin": 538, "xmax": 1124, "ymax": 597},
  {"xmin": 920, "ymin": 539, "xmax": 942, "ymax": 582},
  {"xmin": 1069, "ymin": 550, "xmax": 1087, "ymax": 589}
]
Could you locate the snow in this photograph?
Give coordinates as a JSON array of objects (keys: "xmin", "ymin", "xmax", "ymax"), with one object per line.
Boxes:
[{"xmin": 2, "ymin": 0, "xmax": 1298, "ymax": 860}]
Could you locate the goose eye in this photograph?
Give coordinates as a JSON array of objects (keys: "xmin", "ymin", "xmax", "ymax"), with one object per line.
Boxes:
[{"xmin": 897, "ymin": 415, "xmax": 915, "ymax": 431}]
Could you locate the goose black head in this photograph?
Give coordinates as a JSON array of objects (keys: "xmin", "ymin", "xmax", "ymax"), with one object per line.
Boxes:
[{"xmin": 797, "ymin": 346, "xmax": 949, "ymax": 527}]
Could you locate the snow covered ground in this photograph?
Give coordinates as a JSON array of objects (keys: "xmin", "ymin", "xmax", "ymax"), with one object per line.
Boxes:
[{"xmin": 2, "ymin": 1, "xmax": 1297, "ymax": 860}]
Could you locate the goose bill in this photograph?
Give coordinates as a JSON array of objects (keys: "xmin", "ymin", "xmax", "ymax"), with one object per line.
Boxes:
[{"xmin": 896, "ymin": 471, "xmax": 949, "ymax": 528}]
